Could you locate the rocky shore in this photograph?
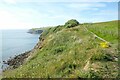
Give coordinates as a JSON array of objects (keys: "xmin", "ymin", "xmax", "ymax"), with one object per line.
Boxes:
[{"xmin": 3, "ymin": 50, "xmax": 31, "ymax": 70}]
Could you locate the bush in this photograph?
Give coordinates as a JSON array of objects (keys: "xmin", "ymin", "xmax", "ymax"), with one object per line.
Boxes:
[
  {"xmin": 65, "ymin": 19, "xmax": 79, "ymax": 28},
  {"xmin": 52, "ymin": 46, "xmax": 66, "ymax": 54}
]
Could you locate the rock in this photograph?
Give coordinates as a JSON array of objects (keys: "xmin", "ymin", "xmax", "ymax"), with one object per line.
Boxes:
[{"xmin": 5, "ymin": 50, "xmax": 31, "ymax": 69}]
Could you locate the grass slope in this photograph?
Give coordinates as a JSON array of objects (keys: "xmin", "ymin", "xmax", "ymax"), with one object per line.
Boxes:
[
  {"xmin": 3, "ymin": 20, "xmax": 118, "ymax": 78},
  {"xmin": 86, "ymin": 20, "xmax": 118, "ymax": 43}
]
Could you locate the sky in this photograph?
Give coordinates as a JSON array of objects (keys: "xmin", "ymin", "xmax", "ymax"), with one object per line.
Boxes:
[{"xmin": 0, "ymin": 0, "xmax": 119, "ymax": 29}]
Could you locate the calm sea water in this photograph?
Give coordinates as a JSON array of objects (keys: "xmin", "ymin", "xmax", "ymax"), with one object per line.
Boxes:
[
  {"xmin": 0, "ymin": 30, "xmax": 40, "ymax": 73},
  {"xmin": 0, "ymin": 30, "xmax": 40, "ymax": 74},
  {"xmin": 0, "ymin": 29, "xmax": 40, "ymax": 71},
  {"xmin": 2, "ymin": 29, "xmax": 40, "ymax": 61}
]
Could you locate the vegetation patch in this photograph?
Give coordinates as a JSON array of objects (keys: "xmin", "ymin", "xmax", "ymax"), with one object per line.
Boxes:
[
  {"xmin": 76, "ymin": 70, "xmax": 100, "ymax": 78},
  {"xmin": 91, "ymin": 52, "xmax": 113, "ymax": 62},
  {"xmin": 51, "ymin": 46, "xmax": 66, "ymax": 55},
  {"xmin": 65, "ymin": 19, "xmax": 79, "ymax": 28}
]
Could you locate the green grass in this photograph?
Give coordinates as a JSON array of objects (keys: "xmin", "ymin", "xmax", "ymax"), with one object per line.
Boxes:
[
  {"xmin": 91, "ymin": 50, "xmax": 113, "ymax": 61},
  {"xmin": 3, "ymin": 20, "xmax": 118, "ymax": 78},
  {"xmin": 0, "ymin": 75, "xmax": 2, "ymax": 79},
  {"xmin": 85, "ymin": 20, "xmax": 118, "ymax": 43}
]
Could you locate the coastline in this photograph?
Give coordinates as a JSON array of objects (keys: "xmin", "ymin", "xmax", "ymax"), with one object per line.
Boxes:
[
  {"xmin": 3, "ymin": 30, "xmax": 43, "ymax": 71},
  {"xmin": 2, "ymin": 20, "xmax": 118, "ymax": 78}
]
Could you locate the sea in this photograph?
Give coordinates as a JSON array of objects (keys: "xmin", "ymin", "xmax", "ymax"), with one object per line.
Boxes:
[{"xmin": 0, "ymin": 29, "xmax": 40, "ymax": 72}]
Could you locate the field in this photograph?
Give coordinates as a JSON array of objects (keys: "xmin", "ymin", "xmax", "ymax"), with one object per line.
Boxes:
[{"xmin": 3, "ymin": 20, "xmax": 118, "ymax": 78}]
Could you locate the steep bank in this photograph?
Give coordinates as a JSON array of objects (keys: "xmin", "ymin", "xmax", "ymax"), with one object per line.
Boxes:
[{"xmin": 3, "ymin": 20, "xmax": 118, "ymax": 78}]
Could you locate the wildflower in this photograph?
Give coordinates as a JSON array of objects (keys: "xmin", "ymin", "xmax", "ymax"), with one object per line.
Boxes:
[{"xmin": 100, "ymin": 42, "xmax": 109, "ymax": 48}]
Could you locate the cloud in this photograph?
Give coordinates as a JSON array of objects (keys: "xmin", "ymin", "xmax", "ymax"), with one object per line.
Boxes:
[
  {"xmin": 0, "ymin": 4, "xmax": 67, "ymax": 29},
  {"xmin": 3, "ymin": 0, "xmax": 17, "ymax": 4},
  {"xmin": 66, "ymin": 3, "xmax": 106, "ymax": 11},
  {"xmin": 92, "ymin": 10, "xmax": 118, "ymax": 16},
  {"xmin": 0, "ymin": 8, "xmax": 35, "ymax": 29},
  {"xmin": 0, "ymin": 1, "xmax": 118, "ymax": 29},
  {"xmin": 68, "ymin": 3, "xmax": 106, "ymax": 8}
]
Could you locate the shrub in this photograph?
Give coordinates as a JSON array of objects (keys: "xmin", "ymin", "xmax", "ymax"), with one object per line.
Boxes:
[
  {"xmin": 52, "ymin": 46, "xmax": 66, "ymax": 54},
  {"xmin": 65, "ymin": 19, "xmax": 79, "ymax": 28}
]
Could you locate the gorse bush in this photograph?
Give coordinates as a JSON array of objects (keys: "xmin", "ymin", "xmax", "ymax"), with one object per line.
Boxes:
[{"xmin": 65, "ymin": 19, "xmax": 79, "ymax": 28}]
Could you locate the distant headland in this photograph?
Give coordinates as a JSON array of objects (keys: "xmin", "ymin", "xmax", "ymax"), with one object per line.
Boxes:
[{"xmin": 27, "ymin": 28, "xmax": 43, "ymax": 34}]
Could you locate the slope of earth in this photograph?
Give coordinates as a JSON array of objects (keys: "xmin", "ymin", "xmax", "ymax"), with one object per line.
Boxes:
[{"xmin": 3, "ymin": 20, "xmax": 118, "ymax": 78}]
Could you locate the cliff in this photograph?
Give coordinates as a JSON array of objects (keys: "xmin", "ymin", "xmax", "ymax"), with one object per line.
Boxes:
[{"xmin": 3, "ymin": 20, "xmax": 118, "ymax": 78}]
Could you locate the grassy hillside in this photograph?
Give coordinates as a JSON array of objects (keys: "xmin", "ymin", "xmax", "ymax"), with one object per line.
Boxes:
[
  {"xmin": 3, "ymin": 20, "xmax": 118, "ymax": 78},
  {"xmin": 86, "ymin": 21, "xmax": 118, "ymax": 43}
]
